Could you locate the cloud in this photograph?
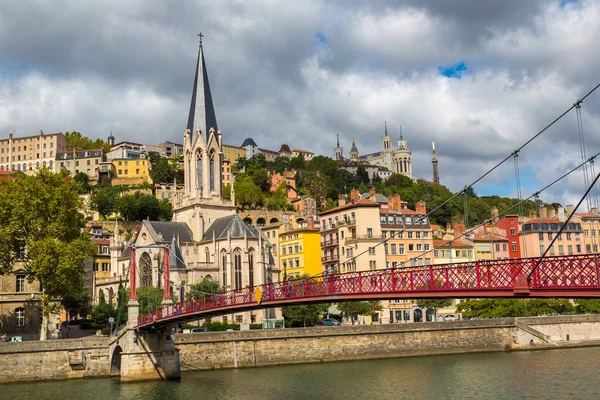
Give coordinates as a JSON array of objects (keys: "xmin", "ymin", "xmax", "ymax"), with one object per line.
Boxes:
[{"xmin": 0, "ymin": 0, "xmax": 599, "ymax": 207}]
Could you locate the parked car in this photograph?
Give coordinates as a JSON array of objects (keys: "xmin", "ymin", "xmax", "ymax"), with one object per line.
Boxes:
[
  {"xmin": 189, "ymin": 327, "xmax": 208, "ymax": 333},
  {"xmin": 315, "ymin": 318, "xmax": 341, "ymax": 326}
]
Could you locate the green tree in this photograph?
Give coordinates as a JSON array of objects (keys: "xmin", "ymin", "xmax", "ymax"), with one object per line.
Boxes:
[
  {"xmin": 234, "ymin": 177, "xmax": 264, "ymax": 208},
  {"xmin": 282, "ymin": 303, "xmax": 331, "ymax": 327},
  {"xmin": 73, "ymin": 172, "xmax": 91, "ymax": 193},
  {"xmin": 337, "ymin": 301, "xmax": 383, "ymax": 324},
  {"xmin": 356, "ymin": 166, "xmax": 369, "ymax": 184},
  {"xmin": 186, "ymin": 279, "xmax": 223, "ymax": 301},
  {"xmin": 148, "ymin": 151, "xmax": 176, "ymax": 184},
  {"xmin": 116, "ymin": 192, "xmax": 171, "ymax": 221},
  {"xmin": 223, "ymin": 184, "xmax": 232, "ymax": 200},
  {"xmin": 575, "ymin": 299, "xmax": 600, "ymax": 314},
  {"xmin": 90, "ymin": 186, "xmax": 119, "ymax": 219},
  {"xmin": 136, "ymin": 286, "xmax": 165, "ymax": 315},
  {"xmin": 289, "ymin": 154, "xmax": 306, "ymax": 170},
  {"xmin": 89, "ymin": 290, "xmax": 114, "ymax": 331},
  {"xmin": 65, "ymin": 131, "xmax": 106, "ymax": 151},
  {"xmin": 0, "ymin": 169, "xmax": 96, "ymax": 339}
]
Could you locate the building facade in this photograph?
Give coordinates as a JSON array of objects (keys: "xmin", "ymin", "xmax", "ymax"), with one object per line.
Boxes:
[
  {"xmin": 279, "ymin": 223, "xmax": 322, "ymax": 280},
  {"xmin": 55, "ymin": 148, "xmax": 104, "ymax": 182},
  {"xmin": 0, "ymin": 131, "xmax": 66, "ymax": 174}
]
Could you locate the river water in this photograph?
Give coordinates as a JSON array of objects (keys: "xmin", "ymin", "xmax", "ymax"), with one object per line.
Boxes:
[{"xmin": 3, "ymin": 347, "xmax": 599, "ymax": 399}]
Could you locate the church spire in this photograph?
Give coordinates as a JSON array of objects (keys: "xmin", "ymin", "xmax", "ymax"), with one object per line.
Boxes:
[
  {"xmin": 384, "ymin": 121, "xmax": 388, "ymax": 136},
  {"xmin": 186, "ymin": 33, "xmax": 218, "ymax": 144},
  {"xmin": 337, "ymin": 133, "xmax": 340, "ymax": 147}
]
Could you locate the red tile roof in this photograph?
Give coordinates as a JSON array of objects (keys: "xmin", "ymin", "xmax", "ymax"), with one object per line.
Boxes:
[
  {"xmin": 319, "ymin": 199, "xmax": 379, "ymax": 216},
  {"xmin": 433, "ymin": 239, "xmax": 472, "ymax": 248}
]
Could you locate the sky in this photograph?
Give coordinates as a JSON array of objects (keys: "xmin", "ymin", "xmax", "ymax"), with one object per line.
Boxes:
[{"xmin": 1, "ymin": 0, "xmax": 600, "ymax": 208}]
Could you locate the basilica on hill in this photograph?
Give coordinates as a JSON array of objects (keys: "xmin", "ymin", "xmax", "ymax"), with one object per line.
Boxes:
[{"xmin": 334, "ymin": 122, "xmax": 413, "ymax": 179}]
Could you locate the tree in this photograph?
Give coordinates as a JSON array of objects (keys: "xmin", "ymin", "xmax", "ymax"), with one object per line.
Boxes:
[
  {"xmin": 186, "ymin": 279, "xmax": 223, "ymax": 301},
  {"xmin": 0, "ymin": 169, "xmax": 96, "ymax": 339},
  {"xmin": 282, "ymin": 303, "xmax": 331, "ymax": 327},
  {"xmin": 136, "ymin": 286, "xmax": 165, "ymax": 315},
  {"xmin": 65, "ymin": 131, "xmax": 106, "ymax": 151},
  {"xmin": 356, "ymin": 166, "xmax": 370, "ymax": 184},
  {"xmin": 337, "ymin": 301, "xmax": 383, "ymax": 324},
  {"xmin": 73, "ymin": 172, "xmax": 91, "ymax": 193},
  {"xmin": 289, "ymin": 154, "xmax": 306, "ymax": 170},
  {"xmin": 61, "ymin": 284, "xmax": 91, "ymax": 314},
  {"xmin": 234, "ymin": 177, "xmax": 264, "ymax": 208},
  {"xmin": 575, "ymin": 299, "xmax": 600, "ymax": 314},
  {"xmin": 90, "ymin": 186, "xmax": 119, "ymax": 219},
  {"xmin": 116, "ymin": 192, "xmax": 171, "ymax": 221}
]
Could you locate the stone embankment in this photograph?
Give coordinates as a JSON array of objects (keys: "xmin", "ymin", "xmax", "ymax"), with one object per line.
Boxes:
[
  {"xmin": 2, "ymin": 315, "xmax": 600, "ymax": 383},
  {"xmin": 175, "ymin": 315, "xmax": 600, "ymax": 371}
]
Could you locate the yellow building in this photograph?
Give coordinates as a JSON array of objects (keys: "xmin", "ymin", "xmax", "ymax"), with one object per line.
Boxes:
[
  {"xmin": 155, "ymin": 183, "xmax": 185, "ymax": 205},
  {"xmin": 222, "ymin": 144, "xmax": 246, "ymax": 163},
  {"xmin": 279, "ymin": 226, "xmax": 322, "ymax": 280},
  {"xmin": 111, "ymin": 157, "xmax": 151, "ymax": 185}
]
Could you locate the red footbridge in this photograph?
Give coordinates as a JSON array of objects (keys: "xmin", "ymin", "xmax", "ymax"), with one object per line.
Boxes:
[{"xmin": 136, "ymin": 254, "xmax": 600, "ymax": 330}]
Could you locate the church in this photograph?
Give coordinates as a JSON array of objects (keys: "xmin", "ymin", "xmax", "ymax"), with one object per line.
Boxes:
[
  {"xmin": 128, "ymin": 38, "xmax": 280, "ymax": 324},
  {"xmin": 334, "ymin": 122, "xmax": 413, "ymax": 179}
]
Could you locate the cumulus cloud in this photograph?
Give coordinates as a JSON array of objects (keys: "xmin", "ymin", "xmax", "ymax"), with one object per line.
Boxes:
[{"xmin": 0, "ymin": 0, "xmax": 599, "ymax": 206}]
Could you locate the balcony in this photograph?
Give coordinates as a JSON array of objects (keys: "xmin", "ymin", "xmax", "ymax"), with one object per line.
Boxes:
[
  {"xmin": 345, "ymin": 234, "xmax": 384, "ymax": 244},
  {"xmin": 321, "ymin": 254, "xmax": 340, "ymax": 262},
  {"xmin": 339, "ymin": 219, "xmax": 356, "ymax": 227},
  {"xmin": 321, "ymin": 239, "xmax": 339, "ymax": 247}
]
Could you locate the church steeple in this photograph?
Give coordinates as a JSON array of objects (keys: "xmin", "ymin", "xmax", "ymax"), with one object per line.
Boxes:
[
  {"xmin": 382, "ymin": 121, "xmax": 392, "ymax": 152},
  {"xmin": 350, "ymin": 137, "xmax": 359, "ymax": 161},
  {"xmin": 334, "ymin": 133, "xmax": 344, "ymax": 160},
  {"xmin": 186, "ymin": 33, "xmax": 218, "ymax": 144}
]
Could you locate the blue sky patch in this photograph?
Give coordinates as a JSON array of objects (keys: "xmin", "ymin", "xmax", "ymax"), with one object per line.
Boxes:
[
  {"xmin": 560, "ymin": 0, "xmax": 577, "ymax": 8},
  {"xmin": 438, "ymin": 62, "xmax": 467, "ymax": 78},
  {"xmin": 316, "ymin": 33, "xmax": 326, "ymax": 44}
]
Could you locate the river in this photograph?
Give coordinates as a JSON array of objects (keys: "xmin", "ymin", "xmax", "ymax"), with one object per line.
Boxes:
[{"xmin": 3, "ymin": 347, "xmax": 598, "ymax": 399}]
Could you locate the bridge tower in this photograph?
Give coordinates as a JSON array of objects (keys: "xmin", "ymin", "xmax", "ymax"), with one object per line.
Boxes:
[{"xmin": 110, "ymin": 244, "xmax": 181, "ymax": 382}]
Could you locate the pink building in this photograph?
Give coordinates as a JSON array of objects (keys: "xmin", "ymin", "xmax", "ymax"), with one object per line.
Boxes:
[
  {"xmin": 520, "ymin": 218, "xmax": 584, "ymax": 257},
  {"xmin": 270, "ymin": 169, "xmax": 297, "ymax": 200}
]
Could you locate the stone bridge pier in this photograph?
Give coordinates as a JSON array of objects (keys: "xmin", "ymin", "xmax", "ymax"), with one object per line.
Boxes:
[
  {"xmin": 109, "ymin": 301, "xmax": 180, "ymax": 382},
  {"xmin": 108, "ymin": 244, "xmax": 181, "ymax": 382}
]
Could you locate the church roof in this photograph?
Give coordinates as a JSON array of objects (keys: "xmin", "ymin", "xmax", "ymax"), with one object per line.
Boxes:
[
  {"xmin": 241, "ymin": 138, "xmax": 257, "ymax": 147},
  {"xmin": 279, "ymin": 144, "xmax": 291, "ymax": 153},
  {"xmin": 186, "ymin": 42, "xmax": 218, "ymax": 144},
  {"xmin": 144, "ymin": 221, "xmax": 195, "ymax": 244},
  {"xmin": 201, "ymin": 214, "xmax": 262, "ymax": 242},
  {"xmin": 350, "ymin": 142, "xmax": 359, "ymax": 153}
]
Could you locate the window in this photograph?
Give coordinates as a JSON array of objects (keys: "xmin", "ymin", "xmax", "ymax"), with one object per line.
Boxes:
[
  {"xmin": 455, "ymin": 250, "xmax": 460, "ymax": 257},
  {"xmin": 558, "ymin": 245, "xmax": 564, "ymax": 255},
  {"xmin": 282, "ymin": 246, "xmax": 286, "ymax": 255},
  {"xmin": 295, "ymin": 258, "xmax": 300, "ymax": 268},
  {"xmin": 567, "ymin": 233, "xmax": 572, "ymax": 240},
  {"xmin": 369, "ymin": 260, "xmax": 376, "ymax": 270},
  {"xmin": 405, "ymin": 217, "xmax": 412, "ymax": 225},
  {"xmin": 585, "ymin": 229, "xmax": 589, "ymax": 237},
  {"xmin": 416, "ymin": 244, "xmax": 422, "ymax": 251},
  {"xmin": 93, "ymin": 262, "xmax": 99, "ymax": 272},
  {"xmin": 390, "ymin": 244, "xmax": 397, "ymax": 255},
  {"xmin": 407, "ymin": 232, "xmax": 413, "ymax": 239},
  {"xmin": 595, "ymin": 245, "xmax": 599, "ymax": 253},
  {"xmin": 415, "ymin": 232, "xmax": 421, "ymax": 239},
  {"xmin": 288, "ymin": 246, "xmax": 292, "ymax": 254},
  {"xmin": 424, "ymin": 244, "xmax": 430, "ymax": 251},
  {"xmin": 547, "ymin": 232, "xmax": 552, "ymax": 240},
  {"xmin": 503, "ymin": 243, "xmax": 507, "ymax": 251},
  {"xmin": 367, "ymin": 228, "xmax": 373, "ymax": 238},
  {"xmin": 538, "ymin": 233, "xmax": 544, "ymax": 240},
  {"xmin": 549, "ymin": 246, "xmax": 555, "ymax": 256},
  {"xmin": 387, "ymin": 216, "xmax": 394, "ymax": 224},
  {"xmin": 586, "ymin": 244, "xmax": 591, "ymax": 253},
  {"xmin": 248, "ymin": 251, "xmax": 254, "ymax": 287},
  {"xmin": 282, "ymin": 260, "xmax": 287, "ymax": 270},
  {"xmin": 512, "ymin": 242, "xmax": 517, "ymax": 251},
  {"xmin": 295, "ymin": 245, "xmax": 299, "ymax": 253},
  {"xmin": 16, "ymin": 275, "xmax": 25, "ymax": 292},
  {"xmin": 496, "ymin": 243, "xmax": 500, "ymax": 252},
  {"xmin": 568, "ymin": 245, "xmax": 573, "ymax": 255},
  {"xmin": 468, "ymin": 250, "xmax": 473, "ymax": 258},
  {"xmin": 234, "ymin": 249, "xmax": 242, "ymax": 290},
  {"xmin": 399, "ymin": 244, "xmax": 405, "ymax": 255},
  {"xmin": 424, "ymin": 232, "xmax": 429, "ymax": 239},
  {"xmin": 369, "ymin": 247, "xmax": 375, "ymax": 255},
  {"xmin": 434, "ymin": 250, "xmax": 439, "ymax": 257},
  {"xmin": 102, "ymin": 262, "xmax": 109, "ymax": 272},
  {"xmin": 593, "ymin": 230, "xmax": 597, "ymax": 237},
  {"xmin": 15, "ymin": 240, "xmax": 26, "ymax": 259},
  {"xmin": 408, "ymin": 244, "xmax": 414, "ymax": 251},
  {"xmin": 511, "ymin": 228, "xmax": 516, "ymax": 236},
  {"xmin": 15, "ymin": 308, "xmax": 25, "ymax": 327},
  {"xmin": 577, "ymin": 244, "xmax": 582, "ymax": 253}
]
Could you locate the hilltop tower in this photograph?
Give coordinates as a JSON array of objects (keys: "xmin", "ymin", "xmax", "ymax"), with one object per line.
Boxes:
[
  {"xmin": 334, "ymin": 134, "xmax": 344, "ymax": 161},
  {"xmin": 392, "ymin": 126, "xmax": 412, "ymax": 178},
  {"xmin": 350, "ymin": 138, "xmax": 359, "ymax": 162},
  {"xmin": 432, "ymin": 141, "xmax": 440, "ymax": 184}
]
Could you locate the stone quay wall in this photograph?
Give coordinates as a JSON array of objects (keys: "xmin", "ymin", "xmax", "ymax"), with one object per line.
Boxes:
[
  {"xmin": 175, "ymin": 315, "xmax": 600, "ymax": 371},
  {"xmin": 0, "ymin": 337, "xmax": 110, "ymax": 383}
]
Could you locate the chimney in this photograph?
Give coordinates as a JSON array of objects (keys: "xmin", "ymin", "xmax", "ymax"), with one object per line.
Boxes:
[
  {"xmin": 40, "ymin": 130, "xmax": 44, "ymax": 136},
  {"xmin": 350, "ymin": 189, "xmax": 360, "ymax": 203},
  {"xmin": 566, "ymin": 204, "xmax": 574, "ymax": 217},
  {"xmin": 338, "ymin": 194, "xmax": 346, "ymax": 207},
  {"xmin": 446, "ymin": 223, "xmax": 452, "ymax": 232},
  {"xmin": 539, "ymin": 207, "xmax": 548, "ymax": 219},
  {"xmin": 528, "ymin": 209, "xmax": 536, "ymax": 218},
  {"xmin": 388, "ymin": 194, "xmax": 401, "ymax": 212},
  {"xmin": 307, "ymin": 216, "xmax": 315, "ymax": 229},
  {"xmin": 592, "ymin": 207, "xmax": 599, "ymax": 216},
  {"xmin": 557, "ymin": 206, "xmax": 565, "ymax": 222},
  {"xmin": 415, "ymin": 201, "xmax": 426, "ymax": 214},
  {"xmin": 9, "ymin": 133, "xmax": 13, "ymax": 140},
  {"xmin": 401, "ymin": 202, "xmax": 408, "ymax": 210},
  {"xmin": 369, "ymin": 187, "xmax": 376, "ymax": 202},
  {"xmin": 454, "ymin": 223, "xmax": 465, "ymax": 238}
]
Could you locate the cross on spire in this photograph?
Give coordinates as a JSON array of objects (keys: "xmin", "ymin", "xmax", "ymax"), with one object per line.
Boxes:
[{"xmin": 198, "ymin": 32, "xmax": 203, "ymax": 48}]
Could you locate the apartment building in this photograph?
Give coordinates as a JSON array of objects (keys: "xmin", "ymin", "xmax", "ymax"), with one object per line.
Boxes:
[
  {"xmin": 155, "ymin": 183, "xmax": 185, "ymax": 205},
  {"xmin": 156, "ymin": 141, "xmax": 184, "ymax": 157},
  {"xmin": 111, "ymin": 156, "xmax": 151, "ymax": 185},
  {"xmin": 382, "ymin": 197, "xmax": 433, "ymax": 268},
  {"xmin": 222, "ymin": 144, "xmax": 246, "ymax": 163},
  {"xmin": 574, "ymin": 208, "xmax": 600, "ymax": 254},
  {"xmin": 279, "ymin": 223, "xmax": 322, "ymax": 280},
  {"xmin": 55, "ymin": 148, "xmax": 104, "ymax": 181},
  {"xmin": 291, "ymin": 149, "xmax": 315, "ymax": 162},
  {"xmin": 0, "ymin": 131, "xmax": 66, "ymax": 174},
  {"xmin": 520, "ymin": 216, "xmax": 584, "ymax": 257}
]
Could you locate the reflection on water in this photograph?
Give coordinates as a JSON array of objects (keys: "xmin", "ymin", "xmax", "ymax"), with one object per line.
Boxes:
[{"xmin": 2, "ymin": 347, "xmax": 599, "ymax": 399}]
